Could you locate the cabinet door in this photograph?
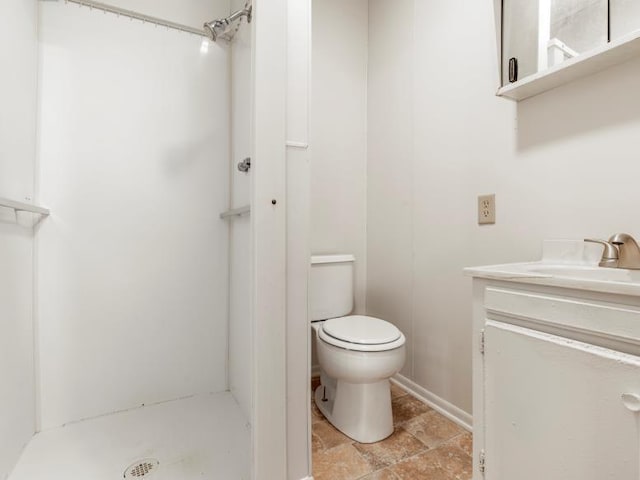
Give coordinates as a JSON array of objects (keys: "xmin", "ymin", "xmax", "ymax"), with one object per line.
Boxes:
[{"xmin": 484, "ymin": 320, "xmax": 640, "ymax": 480}]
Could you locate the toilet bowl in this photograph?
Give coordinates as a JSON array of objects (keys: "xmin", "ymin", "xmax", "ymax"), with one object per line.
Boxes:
[
  {"xmin": 312, "ymin": 317, "xmax": 405, "ymax": 443},
  {"xmin": 310, "ymin": 255, "xmax": 406, "ymax": 444}
]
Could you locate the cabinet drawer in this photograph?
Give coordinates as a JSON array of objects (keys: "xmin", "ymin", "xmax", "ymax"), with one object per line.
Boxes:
[{"xmin": 484, "ymin": 287, "xmax": 640, "ymax": 346}]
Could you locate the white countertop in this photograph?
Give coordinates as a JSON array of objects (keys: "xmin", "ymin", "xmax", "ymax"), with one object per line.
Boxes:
[
  {"xmin": 464, "ymin": 240, "xmax": 640, "ymax": 297},
  {"xmin": 465, "ymin": 262, "xmax": 640, "ymax": 296}
]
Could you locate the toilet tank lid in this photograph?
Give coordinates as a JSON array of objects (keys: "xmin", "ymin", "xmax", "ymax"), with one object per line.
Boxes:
[{"xmin": 311, "ymin": 254, "xmax": 355, "ymax": 265}]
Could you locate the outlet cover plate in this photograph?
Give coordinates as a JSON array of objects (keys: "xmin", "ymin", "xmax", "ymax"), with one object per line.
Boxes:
[{"xmin": 478, "ymin": 194, "xmax": 496, "ymax": 225}]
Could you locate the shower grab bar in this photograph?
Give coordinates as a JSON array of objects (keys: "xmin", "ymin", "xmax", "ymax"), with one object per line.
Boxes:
[
  {"xmin": 63, "ymin": 0, "xmax": 208, "ymax": 37},
  {"xmin": 0, "ymin": 197, "xmax": 50, "ymax": 216},
  {"xmin": 220, "ymin": 205, "xmax": 250, "ymax": 219}
]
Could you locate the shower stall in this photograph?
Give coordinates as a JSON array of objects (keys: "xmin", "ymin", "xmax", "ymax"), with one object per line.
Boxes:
[{"xmin": 0, "ymin": 0, "xmax": 298, "ymax": 478}]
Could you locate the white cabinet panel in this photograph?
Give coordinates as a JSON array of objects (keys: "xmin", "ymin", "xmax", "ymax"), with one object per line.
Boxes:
[{"xmin": 484, "ymin": 320, "xmax": 640, "ymax": 480}]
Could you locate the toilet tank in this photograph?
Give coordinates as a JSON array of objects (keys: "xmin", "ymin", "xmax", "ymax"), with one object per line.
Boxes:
[{"xmin": 310, "ymin": 254, "xmax": 355, "ymax": 321}]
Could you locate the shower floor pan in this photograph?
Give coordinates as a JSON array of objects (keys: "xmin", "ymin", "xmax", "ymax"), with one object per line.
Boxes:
[{"xmin": 9, "ymin": 392, "xmax": 250, "ymax": 480}]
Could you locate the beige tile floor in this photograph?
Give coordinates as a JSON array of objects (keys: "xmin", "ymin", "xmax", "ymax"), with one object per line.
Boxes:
[{"xmin": 312, "ymin": 378, "xmax": 472, "ymax": 480}]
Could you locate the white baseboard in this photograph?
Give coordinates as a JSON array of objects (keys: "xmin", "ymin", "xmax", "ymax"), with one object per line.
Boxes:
[
  {"xmin": 392, "ymin": 374, "xmax": 473, "ymax": 432},
  {"xmin": 298, "ymin": 477, "xmax": 314, "ymax": 480}
]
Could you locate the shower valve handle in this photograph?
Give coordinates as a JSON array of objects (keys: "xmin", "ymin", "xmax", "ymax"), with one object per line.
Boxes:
[{"xmin": 237, "ymin": 157, "xmax": 251, "ymax": 173}]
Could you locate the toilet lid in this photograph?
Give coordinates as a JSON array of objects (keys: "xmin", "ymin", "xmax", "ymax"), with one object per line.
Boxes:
[{"xmin": 322, "ymin": 315, "xmax": 401, "ymax": 345}]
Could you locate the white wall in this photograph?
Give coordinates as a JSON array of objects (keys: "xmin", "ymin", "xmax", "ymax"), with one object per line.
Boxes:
[
  {"xmin": 0, "ymin": 1, "xmax": 38, "ymax": 475},
  {"xmin": 366, "ymin": 0, "xmax": 415, "ymax": 381},
  {"xmin": 228, "ymin": 0, "xmax": 252, "ymax": 422},
  {"xmin": 368, "ymin": 0, "xmax": 640, "ymax": 416},
  {"xmin": 311, "ymin": 0, "xmax": 368, "ymax": 315},
  {"xmin": 37, "ymin": 1, "xmax": 230, "ymax": 429}
]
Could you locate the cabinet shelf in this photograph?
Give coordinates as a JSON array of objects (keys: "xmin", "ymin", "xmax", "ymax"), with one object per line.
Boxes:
[{"xmin": 498, "ymin": 30, "xmax": 640, "ymax": 101}]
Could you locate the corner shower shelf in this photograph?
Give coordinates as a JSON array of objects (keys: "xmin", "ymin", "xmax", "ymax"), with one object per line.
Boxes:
[
  {"xmin": 497, "ymin": 30, "xmax": 640, "ymax": 101},
  {"xmin": 0, "ymin": 197, "xmax": 50, "ymax": 216},
  {"xmin": 220, "ymin": 205, "xmax": 250, "ymax": 219}
]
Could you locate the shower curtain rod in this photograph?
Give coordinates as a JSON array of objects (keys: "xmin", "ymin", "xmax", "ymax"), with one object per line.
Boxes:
[{"xmin": 63, "ymin": 0, "xmax": 208, "ymax": 37}]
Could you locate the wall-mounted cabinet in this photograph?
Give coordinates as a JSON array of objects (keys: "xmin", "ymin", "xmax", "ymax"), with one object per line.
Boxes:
[{"xmin": 496, "ymin": 0, "xmax": 640, "ymax": 100}]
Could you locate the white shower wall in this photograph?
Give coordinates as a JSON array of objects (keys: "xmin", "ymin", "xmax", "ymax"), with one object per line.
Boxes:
[
  {"xmin": 228, "ymin": 0, "xmax": 253, "ymax": 422},
  {"xmin": 0, "ymin": 1, "xmax": 38, "ymax": 476},
  {"xmin": 36, "ymin": 2, "xmax": 231, "ymax": 429}
]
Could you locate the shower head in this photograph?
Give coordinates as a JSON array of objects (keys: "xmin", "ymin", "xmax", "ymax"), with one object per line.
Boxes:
[
  {"xmin": 204, "ymin": 5, "xmax": 252, "ymax": 42},
  {"xmin": 203, "ymin": 19, "xmax": 228, "ymax": 41}
]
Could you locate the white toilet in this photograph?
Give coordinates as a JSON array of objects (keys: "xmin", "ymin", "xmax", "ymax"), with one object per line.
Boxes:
[{"xmin": 311, "ymin": 254, "xmax": 406, "ymax": 444}]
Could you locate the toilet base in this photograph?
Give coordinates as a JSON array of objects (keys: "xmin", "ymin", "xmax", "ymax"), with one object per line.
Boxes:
[{"xmin": 314, "ymin": 376, "xmax": 394, "ymax": 444}]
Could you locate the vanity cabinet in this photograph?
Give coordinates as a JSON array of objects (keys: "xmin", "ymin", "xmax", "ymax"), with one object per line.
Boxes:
[{"xmin": 470, "ymin": 280, "xmax": 640, "ymax": 480}]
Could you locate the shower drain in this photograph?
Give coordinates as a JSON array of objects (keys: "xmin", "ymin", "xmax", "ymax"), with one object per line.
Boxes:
[{"xmin": 123, "ymin": 458, "xmax": 160, "ymax": 478}]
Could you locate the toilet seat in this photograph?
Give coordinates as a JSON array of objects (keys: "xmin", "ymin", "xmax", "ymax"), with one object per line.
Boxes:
[{"xmin": 318, "ymin": 315, "xmax": 406, "ymax": 352}]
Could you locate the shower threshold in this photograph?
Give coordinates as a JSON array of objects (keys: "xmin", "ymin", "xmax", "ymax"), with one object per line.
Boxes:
[{"xmin": 9, "ymin": 392, "xmax": 250, "ymax": 480}]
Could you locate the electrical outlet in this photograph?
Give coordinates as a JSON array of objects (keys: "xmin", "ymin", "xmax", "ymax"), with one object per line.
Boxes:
[{"xmin": 478, "ymin": 194, "xmax": 496, "ymax": 225}]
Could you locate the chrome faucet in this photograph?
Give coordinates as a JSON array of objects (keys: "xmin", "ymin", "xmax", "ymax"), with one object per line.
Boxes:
[
  {"xmin": 584, "ymin": 238, "xmax": 619, "ymax": 268},
  {"xmin": 585, "ymin": 233, "xmax": 640, "ymax": 270},
  {"xmin": 609, "ymin": 233, "xmax": 640, "ymax": 270}
]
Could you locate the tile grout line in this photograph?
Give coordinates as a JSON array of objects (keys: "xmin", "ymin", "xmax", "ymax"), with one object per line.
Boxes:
[
  {"xmin": 311, "ymin": 382, "xmax": 472, "ymax": 480},
  {"xmin": 313, "ymin": 421, "xmax": 471, "ymax": 476}
]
